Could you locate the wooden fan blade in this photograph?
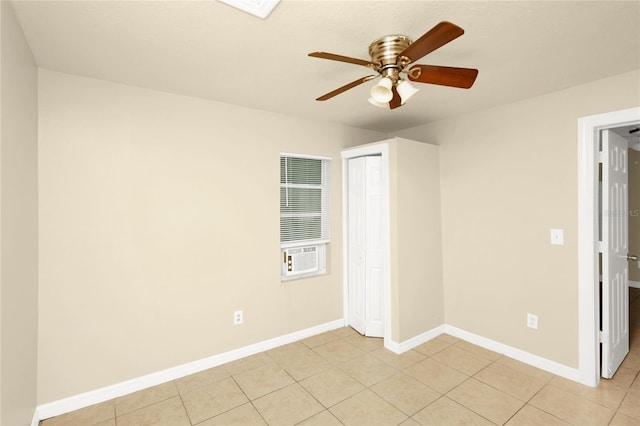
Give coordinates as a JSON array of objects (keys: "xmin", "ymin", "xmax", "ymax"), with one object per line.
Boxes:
[
  {"xmin": 398, "ymin": 21, "xmax": 464, "ymax": 64},
  {"xmin": 309, "ymin": 52, "xmax": 377, "ymax": 69},
  {"xmin": 389, "ymin": 86, "xmax": 402, "ymax": 109},
  {"xmin": 407, "ymin": 65, "xmax": 478, "ymax": 89},
  {"xmin": 316, "ymin": 75, "xmax": 377, "ymax": 101}
]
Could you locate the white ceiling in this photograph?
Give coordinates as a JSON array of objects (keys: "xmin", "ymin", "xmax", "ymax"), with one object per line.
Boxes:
[{"xmin": 11, "ymin": 0, "xmax": 640, "ymax": 133}]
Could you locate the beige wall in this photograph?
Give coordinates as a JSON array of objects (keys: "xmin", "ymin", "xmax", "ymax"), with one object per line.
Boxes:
[
  {"xmin": 396, "ymin": 70, "xmax": 640, "ymax": 367},
  {"xmin": 0, "ymin": 2, "xmax": 39, "ymax": 424},
  {"xmin": 37, "ymin": 69, "xmax": 384, "ymax": 403},
  {"xmin": 630, "ymin": 149, "xmax": 640, "ymax": 283},
  {"xmin": 391, "ymin": 138, "xmax": 443, "ymax": 342}
]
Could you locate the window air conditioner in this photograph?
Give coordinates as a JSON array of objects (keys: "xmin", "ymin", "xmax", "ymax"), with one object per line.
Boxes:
[{"xmin": 284, "ymin": 245, "xmax": 319, "ymax": 276}]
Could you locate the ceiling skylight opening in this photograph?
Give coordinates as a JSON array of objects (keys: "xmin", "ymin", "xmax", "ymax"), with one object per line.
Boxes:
[{"xmin": 218, "ymin": 0, "xmax": 280, "ymax": 19}]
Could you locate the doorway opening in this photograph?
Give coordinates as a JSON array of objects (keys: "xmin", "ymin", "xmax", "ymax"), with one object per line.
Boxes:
[
  {"xmin": 578, "ymin": 107, "xmax": 640, "ymax": 387},
  {"xmin": 599, "ymin": 128, "xmax": 638, "ymax": 379}
]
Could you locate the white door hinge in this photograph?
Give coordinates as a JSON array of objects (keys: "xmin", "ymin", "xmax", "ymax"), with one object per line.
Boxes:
[{"xmin": 599, "ymin": 330, "xmax": 604, "ymax": 343}]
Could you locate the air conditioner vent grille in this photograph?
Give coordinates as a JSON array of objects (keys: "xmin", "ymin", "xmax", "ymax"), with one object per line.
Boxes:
[{"xmin": 284, "ymin": 245, "xmax": 319, "ymax": 276}]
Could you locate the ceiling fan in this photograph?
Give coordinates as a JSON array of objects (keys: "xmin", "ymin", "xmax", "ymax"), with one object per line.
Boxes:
[{"xmin": 309, "ymin": 21, "xmax": 478, "ymax": 109}]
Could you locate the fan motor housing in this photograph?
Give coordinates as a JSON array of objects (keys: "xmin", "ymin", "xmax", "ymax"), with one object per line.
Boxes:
[{"xmin": 368, "ymin": 35, "xmax": 412, "ymax": 67}]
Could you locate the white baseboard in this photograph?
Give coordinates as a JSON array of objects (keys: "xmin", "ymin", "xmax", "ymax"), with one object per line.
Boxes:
[
  {"xmin": 384, "ymin": 323, "xmax": 583, "ymax": 386},
  {"xmin": 384, "ymin": 324, "xmax": 445, "ymax": 354},
  {"xmin": 32, "ymin": 318, "xmax": 345, "ymax": 425},
  {"xmin": 630, "ymin": 280, "xmax": 640, "ymax": 289},
  {"xmin": 443, "ymin": 325, "xmax": 583, "ymax": 384}
]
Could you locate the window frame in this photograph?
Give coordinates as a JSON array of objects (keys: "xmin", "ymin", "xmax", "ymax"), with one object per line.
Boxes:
[{"xmin": 280, "ymin": 152, "xmax": 331, "ymax": 279}]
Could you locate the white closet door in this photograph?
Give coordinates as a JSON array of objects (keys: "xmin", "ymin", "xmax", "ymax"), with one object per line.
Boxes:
[
  {"xmin": 348, "ymin": 156, "xmax": 384, "ymax": 337},
  {"xmin": 348, "ymin": 157, "xmax": 366, "ymax": 335}
]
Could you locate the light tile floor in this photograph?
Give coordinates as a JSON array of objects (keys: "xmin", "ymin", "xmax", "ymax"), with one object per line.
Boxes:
[{"xmin": 41, "ymin": 289, "xmax": 640, "ymax": 426}]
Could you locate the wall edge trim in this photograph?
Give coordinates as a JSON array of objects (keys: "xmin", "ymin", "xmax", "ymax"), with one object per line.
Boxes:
[
  {"xmin": 443, "ymin": 325, "xmax": 584, "ymax": 385},
  {"xmin": 386, "ymin": 323, "xmax": 583, "ymax": 385},
  {"xmin": 384, "ymin": 325, "xmax": 445, "ymax": 354},
  {"xmin": 32, "ymin": 318, "xmax": 345, "ymax": 425}
]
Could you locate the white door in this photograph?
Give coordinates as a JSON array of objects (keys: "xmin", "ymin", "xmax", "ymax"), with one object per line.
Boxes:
[
  {"xmin": 348, "ymin": 156, "xmax": 384, "ymax": 337},
  {"xmin": 348, "ymin": 157, "xmax": 366, "ymax": 334},
  {"xmin": 601, "ymin": 129, "xmax": 630, "ymax": 378}
]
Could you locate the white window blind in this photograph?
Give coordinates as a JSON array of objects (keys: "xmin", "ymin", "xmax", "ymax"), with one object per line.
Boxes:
[{"xmin": 280, "ymin": 155, "xmax": 331, "ymax": 247}]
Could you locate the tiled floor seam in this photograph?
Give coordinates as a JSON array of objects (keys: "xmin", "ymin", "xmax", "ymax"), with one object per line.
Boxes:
[
  {"xmin": 247, "ymin": 400, "xmax": 270, "ymax": 426},
  {"xmin": 299, "ymin": 382, "xmax": 357, "ymax": 411},
  {"xmin": 605, "ymin": 386, "xmax": 628, "ymax": 416},
  {"xmin": 365, "ymin": 378, "xmax": 432, "ymax": 419},
  {"xmin": 472, "ymin": 364, "xmax": 567, "ymax": 426},
  {"xmin": 295, "ymin": 373, "xmax": 327, "ymax": 408},
  {"xmin": 447, "ymin": 357, "xmax": 559, "ymax": 426},
  {"xmin": 546, "ymin": 381, "xmax": 627, "ymax": 413},
  {"xmin": 192, "ymin": 373, "xmax": 268, "ymax": 424},
  {"xmin": 290, "ymin": 384, "xmax": 337, "ymax": 425},
  {"xmin": 173, "ymin": 390, "xmax": 192, "ymax": 426},
  {"xmin": 115, "ymin": 389, "xmax": 179, "ymax": 420},
  {"xmin": 423, "ymin": 353, "xmax": 475, "ymax": 378},
  {"xmin": 303, "ymin": 350, "xmax": 421, "ymax": 423},
  {"xmin": 471, "ymin": 361, "xmax": 553, "ymax": 404},
  {"xmin": 227, "ymin": 375, "xmax": 265, "ymax": 425},
  {"xmin": 441, "ymin": 376, "xmax": 498, "ymax": 423},
  {"xmin": 501, "ymin": 373, "xmax": 570, "ymax": 426},
  {"xmin": 501, "ymin": 404, "xmax": 528, "ymax": 426},
  {"xmin": 529, "ymin": 383, "xmax": 619, "ymax": 426},
  {"xmin": 429, "ymin": 394, "xmax": 498, "ymax": 426},
  {"xmin": 451, "ymin": 342, "xmax": 502, "ymax": 362}
]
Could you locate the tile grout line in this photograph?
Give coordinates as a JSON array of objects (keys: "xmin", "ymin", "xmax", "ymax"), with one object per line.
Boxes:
[
  {"xmin": 112, "ymin": 381, "xmax": 182, "ymax": 424},
  {"xmin": 289, "ymin": 378, "xmax": 337, "ymax": 426},
  {"xmin": 230, "ymin": 374, "xmax": 270, "ymax": 426},
  {"xmin": 436, "ymin": 351, "xmax": 540, "ymax": 426},
  {"xmin": 363, "ymin": 342, "xmax": 452, "ymax": 423},
  {"xmin": 305, "ymin": 335, "xmax": 417, "ymax": 424},
  {"xmin": 173, "ymin": 383, "xmax": 192, "ymax": 426},
  {"xmin": 499, "ymin": 373, "xmax": 560, "ymax": 426},
  {"xmin": 293, "ymin": 332, "xmax": 365, "ymax": 424}
]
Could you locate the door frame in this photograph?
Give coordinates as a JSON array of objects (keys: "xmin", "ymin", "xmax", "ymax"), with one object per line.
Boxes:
[
  {"xmin": 341, "ymin": 142, "xmax": 391, "ymax": 346},
  {"xmin": 577, "ymin": 106, "xmax": 640, "ymax": 387}
]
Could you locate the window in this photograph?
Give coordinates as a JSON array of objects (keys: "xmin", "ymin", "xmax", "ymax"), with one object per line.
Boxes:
[{"xmin": 280, "ymin": 154, "xmax": 330, "ymax": 279}]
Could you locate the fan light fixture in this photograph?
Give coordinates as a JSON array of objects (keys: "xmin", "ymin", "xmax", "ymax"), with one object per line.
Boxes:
[
  {"xmin": 370, "ymin": 77, "xmax": 393, "ymax": 102},
  {"xmin": 396, "ymin": 80, "xmax": 419, "ymax": 105},
  {"xmin": 369, "ymin": 78, "xmax": 420, "ymax": 107}
]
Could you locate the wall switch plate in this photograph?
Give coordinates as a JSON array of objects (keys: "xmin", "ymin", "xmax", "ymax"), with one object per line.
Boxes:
[
  {"xmin": 234, "ymin": 310, "xmax": 243, "ymax": 325},
  {"xmin": 527, "ymin": 313, "xmax": 538, "ymax": 330},
  {"xmin": 550, "ymin": 228, "xmax": 564, "ymax": 245}
]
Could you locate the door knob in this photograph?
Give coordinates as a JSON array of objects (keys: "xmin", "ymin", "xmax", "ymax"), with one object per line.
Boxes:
[{"xmin": 628, "ymin": 254, "xmax": 638, "ymax": 262}]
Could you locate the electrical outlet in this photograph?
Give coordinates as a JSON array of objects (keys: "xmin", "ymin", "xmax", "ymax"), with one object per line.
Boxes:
[
  {"xmin": 527, "ymin": 313, "xmax": 538, "ymax": 330},
  {"xmin": 234, "ymin": 310, "xmax": 243, "ymax": 325}
]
